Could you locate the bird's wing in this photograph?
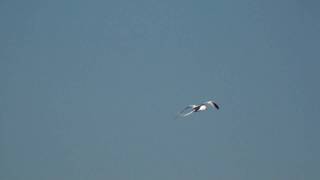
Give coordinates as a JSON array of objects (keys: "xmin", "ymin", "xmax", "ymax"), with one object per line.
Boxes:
[
  {"xmin": 206, "ymin": 101, "xmax": 220, "ymax": 110},
  {"xmin": 176, "ymin": 105, "xmax": 196, "ymax": 118},
  {"xmin": 179, "ymin": 105, "xmax": 196, "ymax": 113},
  {"xmin": 212, "ymin": 102, "xmax": 219, "ymax": 109},
  {"xmin": 181, "ymin": 110, "xmax": 195, "ymax": 117}
]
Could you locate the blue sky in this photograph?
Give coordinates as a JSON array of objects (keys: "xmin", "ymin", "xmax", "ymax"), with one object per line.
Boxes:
[{"xmin": 1, "ymin": 0, "xmax": 320, "ymax": 179}]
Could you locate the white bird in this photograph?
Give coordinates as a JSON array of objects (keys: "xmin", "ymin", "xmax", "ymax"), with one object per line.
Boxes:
[{"xmin": 177, "ymin": 100, "xmax": 219, "ymax": 118}]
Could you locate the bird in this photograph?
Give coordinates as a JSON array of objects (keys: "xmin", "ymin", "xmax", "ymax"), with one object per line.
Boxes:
[{"xmin": 177, "ymin": 100, "xmax": 219, "ymax": 118}]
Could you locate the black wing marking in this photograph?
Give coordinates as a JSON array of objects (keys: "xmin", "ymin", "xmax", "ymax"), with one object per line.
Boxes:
[{"xmin": 213, "ymin": 102, "xmax": 219, "ymax": 110}]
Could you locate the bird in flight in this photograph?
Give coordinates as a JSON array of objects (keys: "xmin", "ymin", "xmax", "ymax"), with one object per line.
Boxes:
[{"xmin": 177, "ymin": 100, "xmax": 219, "ymax": 118}]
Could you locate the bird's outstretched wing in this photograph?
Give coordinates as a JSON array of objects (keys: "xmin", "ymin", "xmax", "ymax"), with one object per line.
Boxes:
[
  {"xmin": 180, "ymin": 110, "xmax": 195, "ymax": 117},
  {"xmin": 176, "ymin": 105, "xmax": 196, "ymax": 119},
  {"xmin": 206, "ymin": 101, "xmax": 220, "ymax": 110}
]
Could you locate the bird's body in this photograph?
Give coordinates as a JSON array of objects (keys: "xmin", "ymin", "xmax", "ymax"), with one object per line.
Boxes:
[
  {"xmin": 177, "ymin": 100, "xmax": 219, "ymax": 118},
  {"xmin": 193, "ymin": 104, "xmax": 207, "ymax": 112}
]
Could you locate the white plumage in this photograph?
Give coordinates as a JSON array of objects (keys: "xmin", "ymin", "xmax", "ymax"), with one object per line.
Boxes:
[{"xmin": 177, "ymin": 100, "xmax": 220, "ymax": 118}]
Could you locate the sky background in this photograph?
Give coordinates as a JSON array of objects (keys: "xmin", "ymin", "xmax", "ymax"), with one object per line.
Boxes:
[{"xmin": 1, "ymin": 0, "xmax": 320, "ymax": 179}]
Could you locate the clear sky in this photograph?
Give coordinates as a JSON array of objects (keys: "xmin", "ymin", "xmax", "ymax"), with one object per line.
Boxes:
[{"xmin": 1, "ymin": 0, "xmax": 320, "ymax": 179}]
